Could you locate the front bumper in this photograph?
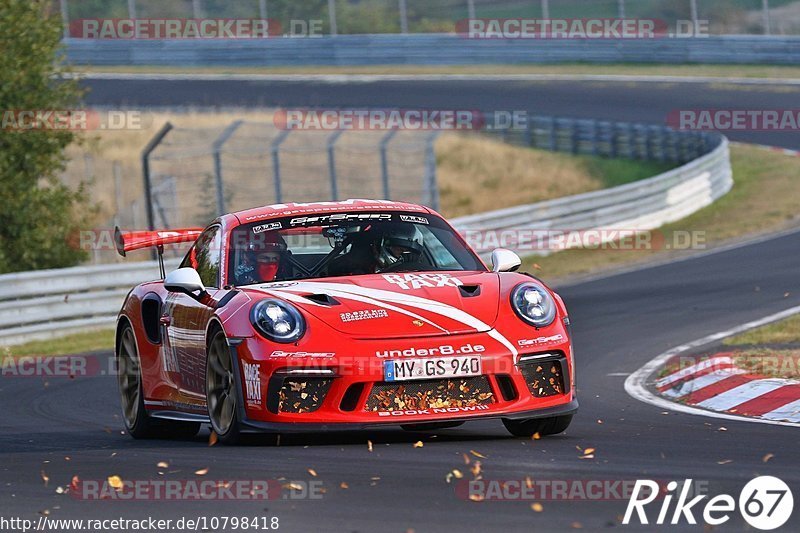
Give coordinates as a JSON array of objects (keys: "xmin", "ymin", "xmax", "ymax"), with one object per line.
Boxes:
[{"xmin": 230, "ymin": 332, "xmax": 577, "ymax": 431}]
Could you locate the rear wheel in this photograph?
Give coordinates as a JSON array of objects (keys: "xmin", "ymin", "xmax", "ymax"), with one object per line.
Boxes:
[
  {"xmin": 206, "ymin": 328, "xmax": 241, "ymax": 444},
  {"xmin": 117, "ymin": 323, "xmax": 200, "ymax": 439},
  {"xmin": 502, "ymin": 415, "xmax": 572, "ymax": 437}
]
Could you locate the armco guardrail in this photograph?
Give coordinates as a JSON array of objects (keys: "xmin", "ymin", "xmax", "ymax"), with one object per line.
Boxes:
[
  {"xmin": 451, "ymin": 134, "xmax": 731, "ymax": 254},
  {"xmin": 65, "ymin": 35, "xmax": 800, "ymax": 66},
  {"xmin": 0, "ymin": 260, "xmax": 179, "ymax": 347}
]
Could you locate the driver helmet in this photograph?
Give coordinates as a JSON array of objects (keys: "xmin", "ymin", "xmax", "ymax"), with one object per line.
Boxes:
[
  {"xmin": 247, "ymin": 233, "xmax": 288, "ymax": 282},
  {"xmin": 375, "ymin": 223, "xmax": 424, "ymax": 268}
]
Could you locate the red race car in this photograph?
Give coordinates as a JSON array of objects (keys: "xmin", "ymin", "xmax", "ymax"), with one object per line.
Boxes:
[{"xmin": 115, "ymin": 199, "xmax": 577, "ymax": 443}]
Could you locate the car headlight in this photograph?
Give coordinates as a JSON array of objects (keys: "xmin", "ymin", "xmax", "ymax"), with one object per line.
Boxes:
[
  {"xmin": 251, "ymin": 299, "xmax": 305, "ymax": 343},
  {"xmin": 511, "ymin": 282, "xmax": 557, "ymax": 328}
]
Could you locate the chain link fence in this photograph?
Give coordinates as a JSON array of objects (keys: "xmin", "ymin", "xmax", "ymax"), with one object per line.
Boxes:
[{"xmin": 57, "ymin": 0, "xmax": 793, "ymax": 36}]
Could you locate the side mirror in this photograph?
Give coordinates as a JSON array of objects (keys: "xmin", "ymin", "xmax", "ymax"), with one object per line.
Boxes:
[
  {"xmin": 164, "ymin": 268, "xmax": 206, "ymax": 297},
  {"xmin": 491, "ymin": 248, "xmax": 521, "ymax": 273}
]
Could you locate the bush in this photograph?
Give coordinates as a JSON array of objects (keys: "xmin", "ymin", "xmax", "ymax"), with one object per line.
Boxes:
[{"xmin": 0, "ymin": 0, "xmax": 95, "ymax": 273}]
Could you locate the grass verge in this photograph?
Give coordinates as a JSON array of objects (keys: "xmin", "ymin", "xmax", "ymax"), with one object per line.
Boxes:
[
  {"xmin": 725, "ymin": 314, "xmax": 800, "ymax": 346},
  {"xmin": 78, "ymin": 64, "xmax": 800, "ymax": 80},
  {"xmin": 4, "ymin": 329, "xmax": 115, "ymax": 358},
  {"xmin": 524, "ymin": 144, "xmax": 800, "ymax": 281}
]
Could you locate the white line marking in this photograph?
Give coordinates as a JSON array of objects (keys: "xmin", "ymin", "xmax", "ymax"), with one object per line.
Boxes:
[
  {"xmin": 72, "ymin": 72, "xmax": 800, "ymax": 86},
  {"xmin": 762, "ymin": 399, "xmax": 800, "ymax": 423},
  {"xmin": 695, "ymin": 379, "xmax": 787, "ymax": 411},
  {"xmin": 624, "ymin": 304, "xmax": 800, "ymax": 428}
]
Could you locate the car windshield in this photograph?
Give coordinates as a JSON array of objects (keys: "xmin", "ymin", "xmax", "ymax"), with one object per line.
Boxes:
[{"xmin": 228, "ymin": 211, "xmax": 485, "ymax": 285}]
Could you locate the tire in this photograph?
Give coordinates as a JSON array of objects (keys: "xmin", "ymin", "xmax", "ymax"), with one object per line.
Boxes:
[
  {"xmin": 401, "ymin": 422, "xmax": 465, "ymax": 431},
  {"xmin": 502, "ymin": 415, "xmax": 573, "ymax": 437},
  {"xmin": 206, "ymin": 327, "xmax": 242, "ymax": 444},
  {"xmin": 118, "ymin": 323, "xmax": 200, "ymax": 439}
]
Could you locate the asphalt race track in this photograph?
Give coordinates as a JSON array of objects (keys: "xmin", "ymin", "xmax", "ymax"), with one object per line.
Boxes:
[
  {"xmin": 2, "ymin": 78, "xmax": 800, "ymax": 531},
  {"xmin": 82, "ymin": 75, "xmax": 800, "ymax": 148}
]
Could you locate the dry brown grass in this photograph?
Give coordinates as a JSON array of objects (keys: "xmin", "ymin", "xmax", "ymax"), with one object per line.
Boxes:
[{"xmin": 436, "ymin": 133, "xmax": 603, "ymax": 217}]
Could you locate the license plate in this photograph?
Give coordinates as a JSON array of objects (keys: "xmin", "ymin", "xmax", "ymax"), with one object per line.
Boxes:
[{"xmin": 383, "ymin": 356, "xmax": 482, "ymax": 382}]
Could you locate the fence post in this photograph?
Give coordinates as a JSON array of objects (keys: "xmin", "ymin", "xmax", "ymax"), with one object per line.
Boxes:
[
  {"xmin": 327, "ymin": 130, "xmax": 344, "ymax": 200},
  {"xmin": 763, "ymin": 0, "xmax": 771, "ymax": 35},
  {"xmin": 379, "ymin": 130, "xmax": 398, "ymax": 200},
  {"xmin": 548, "ymin": 117, "xmax": 557, "ymax": 151},
  {"xmin": 328, "ymin": 0, "xmax": 338, "ymax": 36},
  {"xmin": 271, "ymin": 130, "xmax": 290, "ymax": 203},
  {"xmin": 523, "ymin": 114, "xmax": 533, "ymax": 147},
  {"xmin": 467, "ymin": 0, "xmax": 476, "ymax": 20},
  {"xmin": 127, "ymin": 0, "xmax": 137, "ymax": 19},
  {"xmin": 399, "ymin": 0, "xmax": 409, "ymax": 34},
  {"xmin": 59, "ymin": 0, "xmax": 69, "ymax": 39},
  {"xmin": 424, "ymin": 131, "xmax": 441, "ymax": 210},
  {"xmin": 570, "ymin": 120, "xmax": 579, "ymax": 154},
  {"xmin": 211, "ymin": 120, "xmax": 243, "ymax": 215},
  {"xmin": 113, "ymin": 161, "xmax": 123, "ymax": 227},
  {"xmin": 141, "ymin": 122, "xmax": 173, "ymax": 231}
]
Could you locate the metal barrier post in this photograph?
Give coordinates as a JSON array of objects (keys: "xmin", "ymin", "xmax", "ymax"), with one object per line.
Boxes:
[
  {"xmin": 327, "ymin": 130, "xmax": 344, "ymax": 200},
  {"xmin": 271, "ymin": 130, "xmax": 290, "ymax": 203},
  {"xmin": 141, "ymin": 122, "xmax": 173, "ymax": 231},
  {"xmin": 211, "ymin": 120, "xmax": 243, "ymax": 215},
  {"xmin": 379, "ymin": 130, "xmax": 398, "ymax": 200},
  {"xmin": 424, "ymin": 131, "xmax": 441, "ymax": 210}
]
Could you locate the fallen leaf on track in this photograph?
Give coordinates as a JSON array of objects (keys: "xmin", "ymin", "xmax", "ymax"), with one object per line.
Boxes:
[
  {"xmin": 107, "ymin": 475, "xmax": 123, "ymax": 489},
  {"xmin": 208, "ymin": 432, "xmax": 218, "ymax": 446},
  {"xmin": 413, "ymin": 441, "xmax": 424, "ymax": 448},
  {"xmin": 157, "ymin": 462, "xmax": 169, "ymax": 469},
  {"xmin": 41, "ymin": 471, "xmax": 49, "ymax": 487},
  {"xmin": 367, "ymin": 440, "xmax": 373, "ymax": 452},
  {"xmin": 469, "ymin": 450, "xmax": 486, "ymax": 458},
  {"xmin": 194, "ymin": 468, "xmax": 209, "ymax": 476},
  {"xmin": 308, "ymin": 469, "xmax": 317, "ymax": 477},
  {"xmin": 763, "ymin": 453, "xmax": 775, "ymax": 463},
  {"xmin": 531, "ymin": 503, "xmax": 543, "ymax": 512},
  {"xmin": 340, "ymin": 482, "xmax": 349, "ymax": 489}
]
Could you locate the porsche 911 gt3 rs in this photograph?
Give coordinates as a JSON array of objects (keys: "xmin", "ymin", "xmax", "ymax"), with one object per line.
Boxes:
[{"xmin": 115, "ymin": 199, "xmax": 577, "ymax": 444}]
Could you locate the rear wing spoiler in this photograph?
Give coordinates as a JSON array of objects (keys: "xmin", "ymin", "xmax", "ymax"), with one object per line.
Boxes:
[{"xmin": 114, "ymin": 226, "xmax": 203, "ymax": 278}]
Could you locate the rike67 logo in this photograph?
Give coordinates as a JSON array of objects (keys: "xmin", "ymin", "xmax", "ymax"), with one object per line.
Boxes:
[{"xmin": 624, "ymin": 476, "xmax": 793, "ymax": 530}]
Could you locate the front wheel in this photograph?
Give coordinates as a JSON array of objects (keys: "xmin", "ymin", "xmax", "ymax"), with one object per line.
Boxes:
[
  {"xmin": 502, "ymin": 415, "xmax": 572, "ymax": 437},
  {"xmin": 206, "ymin": 328, "xmax": 242, "ymax": 444}
]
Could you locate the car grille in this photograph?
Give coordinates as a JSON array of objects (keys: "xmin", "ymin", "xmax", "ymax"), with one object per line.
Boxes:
[
  {"xmin": 519, "ymin": 360, "xmax": 565, "ymax": 397},
  {"xmin": 365, "ymin": 376, "xmax": 494, "ymax": 412},
  {"xmin": 278, "ymin": 378, "xmax": 333, "ymax": 414}
]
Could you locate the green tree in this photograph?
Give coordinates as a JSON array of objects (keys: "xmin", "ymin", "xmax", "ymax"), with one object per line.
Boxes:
[{"xmin": 0, "ymin": 0, "xmax": 94, "ymax": 273}]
